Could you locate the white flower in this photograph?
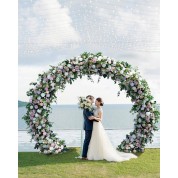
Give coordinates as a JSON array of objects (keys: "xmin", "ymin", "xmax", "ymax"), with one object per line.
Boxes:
[
  {"xmin": 102, "ymin": 64, "xmax": 106, "ymax": 68},
  {"xmin": 132, "ymin": 134, "xmax": 136, "ymax": 139},
  {"xmin": 113, "ymin": 60, "xmax": 116, "ymax": 65},
  {"xmin": 132, "ymin": 87, "xmax": 137, "ymax": 91},
  {"xmin": 48, "ymin": 139, "xmax": 53, "ymax": 143},
  {"xmin": 62, "ymin": 62, "xmax": 66, "ymax": 66},
  {"xmin": 52, "ymin": 69, "xmax": 56, "ymax": 74},
  {"xmin": 146, "ymin": 112, "xmax": 151, "ymax": 116},
  {"xmin": 130, "ymin": 144, "xmax": 134, "ymax": 148},
  {"xmin": 47, "ymin": 74, "xmax": 51, "ymax": 79},
  {"xmin": 44, "ymin": 150, "xmax": 48, "ymax": 154},
  {"xmin": 30, "ymin": 106, "xmax": 33, "ymax": 109},
  {"xmin": 79, "ymin": 57, "xmax": 83, "ymax": 61},
  {"xmin": 35, "ymin": 113, "xmax": 39, "ymax": 117},
  {"xmin": 138, "ymin": 118, "xmax": 142, "ymax": 123},
  {"xmin": 71, "ymin": 74, "xmax": 75, "ymax": 78},
  {"xmin": 140, "ymin": 113, "xmax": 145, "ymax": 118},
  {"xmin": 50, "ymin": 147, "xmax": 54, "ymax": 151},
  {"xmin": 37, "ymin": 109, "xmax": 41, "ymax": 113},
  {"xmin": 107, "ymin": 58, "xmax": 112, "ymax": 64},
  {"xmin": 54, "ymin": 150, "xmax": 58, "ymax": 154},
  {"xmin": 61, "ymin": 145, "xmax": 64, "ymax": 149},
  {"xmin": 64, "ymin": 72, "xmax": 68, "ymax": 76},
  {"xmin": 86, "ymin": 103, "xmax": 91, "ymax": 107},
  {"xmin": 38, "ymin": 125, "xmax": 41, "ymax": 129},
  {"xmin": 37, "ymin": 96, "xmax": 41, "ymax": 100},
  {"xmin": 41, "ymin": 93, "xmax": 45, "ymax": 97},
  {"xmin": 97, "ymin": 56, "xmax": 102, "ymax": 61}
]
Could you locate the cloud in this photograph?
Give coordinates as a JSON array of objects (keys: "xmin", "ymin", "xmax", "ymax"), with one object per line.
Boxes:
[
  {"xmin": 19, "ymin": 0, "xmax": 81, "ymax": 55},
  {"xmin": 18, "ymin": 0, "xmax": 160, "ymax": 103},
  {"xmin": 94, "ymin": 1, "xmax": 159, "ymax": 51}
]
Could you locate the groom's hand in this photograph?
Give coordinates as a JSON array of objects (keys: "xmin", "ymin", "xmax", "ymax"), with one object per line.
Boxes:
[{"xmin": 88, "ymin": 116, "xmax": 94, "ymax": 120}]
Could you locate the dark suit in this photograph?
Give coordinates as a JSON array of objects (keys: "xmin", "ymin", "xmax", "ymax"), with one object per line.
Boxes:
[{"xmin": 82, "ymin": 108, "xmax": 94, "ymax": 158}]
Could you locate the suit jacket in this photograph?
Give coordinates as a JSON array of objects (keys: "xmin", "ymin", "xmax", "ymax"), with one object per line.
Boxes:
[{"xmin": 83, "ymin": 108, "xmax": 94, "ymax": 130}]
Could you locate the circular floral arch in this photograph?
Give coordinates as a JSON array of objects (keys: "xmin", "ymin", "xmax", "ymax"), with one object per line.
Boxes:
[{"xmin": 22, "ymin": 52, "xmax": 160, "ymax": 155}]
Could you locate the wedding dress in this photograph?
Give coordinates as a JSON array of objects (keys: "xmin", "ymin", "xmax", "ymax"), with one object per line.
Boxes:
[{"xmin": 87, "ymin": 107, "xmax": 137, "ymax": 162}]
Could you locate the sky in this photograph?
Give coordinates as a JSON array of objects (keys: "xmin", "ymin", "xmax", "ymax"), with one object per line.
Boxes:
[{"xmin": 18, "ymin": 0, "xmax": 160, "ymax": 104}]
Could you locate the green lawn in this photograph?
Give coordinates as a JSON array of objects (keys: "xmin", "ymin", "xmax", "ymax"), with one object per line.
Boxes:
[{"xmin": 18, "ymin": 147, "xmax": 160, "ymax": 178}]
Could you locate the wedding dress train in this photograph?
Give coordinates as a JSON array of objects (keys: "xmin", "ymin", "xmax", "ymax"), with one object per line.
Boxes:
[{"xmin": 87, "ymin": 107, "xmax": 137, "ymax": 162}]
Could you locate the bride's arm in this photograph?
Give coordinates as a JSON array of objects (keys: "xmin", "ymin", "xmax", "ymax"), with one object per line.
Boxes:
[{"xmin": 92, "ymin": 111, "xmax": 103, "ymax": 121}]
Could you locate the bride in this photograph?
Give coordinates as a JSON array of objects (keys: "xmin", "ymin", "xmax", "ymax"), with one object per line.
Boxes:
[{"xmin": 87, "ymin": 97, "xmax": 137, "ymax": 162}]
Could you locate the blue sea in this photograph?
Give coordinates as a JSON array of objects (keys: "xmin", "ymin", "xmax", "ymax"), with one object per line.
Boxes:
[{"xmin": 18, "ymin": 104, "xmax": 160, "ymax": 152}]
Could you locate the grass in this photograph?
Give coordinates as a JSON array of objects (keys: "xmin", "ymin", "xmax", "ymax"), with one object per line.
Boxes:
[{"xmin": 18, "ymin": 147, "xmax": 160, "ymax": 178}]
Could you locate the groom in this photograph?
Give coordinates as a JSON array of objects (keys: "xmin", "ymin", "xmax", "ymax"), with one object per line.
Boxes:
[{"xmin": 82, "ymin": 95, "xmax": 97, "ymax": 160}]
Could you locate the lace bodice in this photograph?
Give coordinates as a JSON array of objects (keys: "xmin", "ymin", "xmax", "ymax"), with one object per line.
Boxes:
[{"xmin": 93, "ymin": 107, "xmax": 103, "ymax": 119}]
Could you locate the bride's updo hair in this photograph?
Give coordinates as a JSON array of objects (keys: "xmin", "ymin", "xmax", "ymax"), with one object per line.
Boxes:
[{"xmin": 96, "ymin": 97, "xmax": 104, "ymax": 106}]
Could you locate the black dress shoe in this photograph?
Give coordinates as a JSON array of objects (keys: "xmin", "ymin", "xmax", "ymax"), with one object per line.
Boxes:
[{"xmin": 81, "ymin": 157, "xmax": 88, "ymax": 160}]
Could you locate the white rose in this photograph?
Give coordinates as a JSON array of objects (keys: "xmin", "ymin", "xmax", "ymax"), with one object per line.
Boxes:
[
  {"xmin": 64, "ymin": 72, "xmax": 68, "ymax": 76},
  {"xmin": 37, "ymin": 109, "xmax": 41, "ymax": 113},
  {"xmin": 97, "ymin": 56, "xmax": 102, "ymax": 61},
  {"xmin": 79, "ymin": 57, "xmax": 83, "ymax": 61},
  {"xmin": 50, "ymin": 147, "xmax": 54, "ymax": 151},
  {"xmin": 41, "ymin": 93, "xmax": 45, "ymax": 97},
  {"xmin": 44, "ymin": 150, "xmax": 48, "ymax": 154},
  {"xmin": 102, "ymin": 64, "xmax": 106, "ymax": 68},
  {"xmin": 37, "ymin": 96, "xmax": 41, "ymax": 100},
  {"xmin": 146, "ymin": 112, "xmax": 151, "ymax": 116}
]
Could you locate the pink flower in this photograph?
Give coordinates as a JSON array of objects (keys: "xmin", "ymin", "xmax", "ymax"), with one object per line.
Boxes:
[
  {"xmin": 138, "ymin": 90, "xmax": 142, "ymax": 94},
  {"xmin": 51, "ymin": 143, "xmax": 55, "ymax": 147},
  {"xmin": 75, "ymin": 66, "xmax": 80, "ymax": 71},
  {"xmin": 92, "ymin": 58, "xmax": 97, "ymax": 63}
]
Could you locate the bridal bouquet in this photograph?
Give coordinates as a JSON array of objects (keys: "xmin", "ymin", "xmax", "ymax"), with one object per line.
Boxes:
[{"xmin": 78, "ymin": 96, "xmax": 94, "ymax": 111}]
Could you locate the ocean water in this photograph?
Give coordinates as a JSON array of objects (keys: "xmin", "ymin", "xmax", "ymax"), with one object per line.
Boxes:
[{"xmin": 18, "ymin": 104, "xmax": 160, "ymax": 152}]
